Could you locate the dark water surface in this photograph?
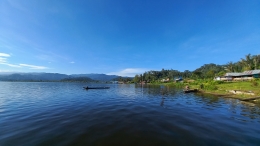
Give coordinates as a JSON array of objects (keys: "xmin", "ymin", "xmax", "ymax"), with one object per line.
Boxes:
[{"xmin": 0, "ymin": 82, "xmax": 260, "ymax": 146}]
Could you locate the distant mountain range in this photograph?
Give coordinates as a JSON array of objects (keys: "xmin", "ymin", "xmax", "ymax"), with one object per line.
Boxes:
[
  {"xmin": 0, "ymin": 73, "xmax": 125, "ymax": 82},
  {"xmin": 71, "ymin": 74, "xmax": 119, "ymax": 81}
]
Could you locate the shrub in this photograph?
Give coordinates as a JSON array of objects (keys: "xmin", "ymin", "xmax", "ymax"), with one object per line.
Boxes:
[
  {"xmin": 203, "ymin": 83, "xmax": 218, "ymax": 90},
  {"xmin": 251, "ymin": 80, "xmax": 259, "ymax": 87},
  {"xmin": 213, "ymin": 80, "xmax": 224, "ymax": 85},
  {"xmin": 168, "ymin": 82, "xmax": 185, "ymax": 88}
]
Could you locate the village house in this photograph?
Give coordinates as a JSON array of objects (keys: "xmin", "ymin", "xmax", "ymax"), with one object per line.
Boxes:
[
  {"xmin": 214, "ymin": 70, "xmax": 260, "ymax": 81},
  {"xmin": 174, "ymin": 77, "xmax": 183, "ymax": 82},
  {"xmin": 161, "ymin": 78, "xmax": 170, "ymax": 82}
]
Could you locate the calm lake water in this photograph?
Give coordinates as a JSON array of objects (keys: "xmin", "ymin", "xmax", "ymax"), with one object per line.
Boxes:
[{"xmin": 0, "ymin": 82, "xmax": 260, "ymax": 146}]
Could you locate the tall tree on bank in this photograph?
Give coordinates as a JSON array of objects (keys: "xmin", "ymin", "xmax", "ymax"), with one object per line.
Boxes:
[
  {"xmin": 240, "ymin": 54, "xmax": 253, "ymax": 71},
  {"xmin": 253, "ymin": 55, "xmax": 260, "ymax": 69},
  {"xmin": 238, "ymin": 54, "xmax": 260, "ymax": 71},
  {"xmin": 225, "ymin": 62, "xmax": 235, "ymax": 72},
  {"xmin": 133, "ymin": 75, "xmax": 140, "ymax": 83}
]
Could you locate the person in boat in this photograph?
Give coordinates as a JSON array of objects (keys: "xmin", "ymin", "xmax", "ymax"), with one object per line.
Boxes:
[
  {"xmin": 185, "ymin": 85, "xmax": 190, "ymax": 91},
  {"xmin": 200, "ymin": 84, "xmax": 204, "ymax": 89}
]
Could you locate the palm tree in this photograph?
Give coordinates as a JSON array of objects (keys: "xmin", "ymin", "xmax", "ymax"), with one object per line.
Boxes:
[
  {"xmin": 252, "ymin": 55, "xmax": 260, "ymax": 69},
  {"xmin": 240, "ymin": 54, "xmax": 253, "ymax": 71},
  {"xmin": 225, "ymin": 62, "xmax": 234, "ymax": 72}
]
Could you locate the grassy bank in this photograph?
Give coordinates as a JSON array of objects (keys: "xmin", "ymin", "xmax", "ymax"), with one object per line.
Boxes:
[
  {"xmin": 187, "ymin": 79, "xmax": 260, "ymax": 100},
  {"xmin": 152, "ymin": 79, "xmax": 260, "ymax": 101}
]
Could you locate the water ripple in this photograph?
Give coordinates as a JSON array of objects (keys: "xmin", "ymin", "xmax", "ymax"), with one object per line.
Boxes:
[{"xmin": 0, "ymin": 83, "xmax": 260, "ymax": 146}]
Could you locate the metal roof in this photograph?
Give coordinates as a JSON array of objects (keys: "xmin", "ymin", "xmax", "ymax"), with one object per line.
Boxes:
[
  {"xmin": 225, "ymin": 73, "xmax": 242, "ymax": 76},
  {"xmin": 245, "ymin": 70, "xmax": 260, "ymax": 74},
  {"xmin": 225, "ymin": 70, "xmax": 260, "ymax": 76}
]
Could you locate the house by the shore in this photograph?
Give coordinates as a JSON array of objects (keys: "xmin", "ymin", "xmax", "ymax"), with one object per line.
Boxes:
[
  {"xmin": 214, "ymin": 70, "xmax": 260, "ymax": 81},
  {"xmin": 161, "ymin": 78, "xmax": 170, "ymax": 83},
  {"xmin": 174, "ymin": 77, "xmax": 183, "ymax": 82}
]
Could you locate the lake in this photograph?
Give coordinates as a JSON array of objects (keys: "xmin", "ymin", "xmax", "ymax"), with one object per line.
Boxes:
[{"xmin": 0, "ymin": 82, "xmax": 260, "ymax": 146}]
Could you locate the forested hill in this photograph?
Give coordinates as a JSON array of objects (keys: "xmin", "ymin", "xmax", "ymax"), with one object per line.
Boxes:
[
  {"xmin": 60, "ymin": 77, "xmax": 94, "ymax": 82},
  {"xmin": 71, "ymin": 74, "xmax": 119, "ymax": 81},
  {"xmin": 133, "ymin": 54, "xmax": 260, "ymax": 83},
  {"xmin": 0, "ymin": 73, "xmax": 69, "ymax": 82},
  {"xmin": 0, "ymin": 73, "xmax": 121, "ymax": 82}
]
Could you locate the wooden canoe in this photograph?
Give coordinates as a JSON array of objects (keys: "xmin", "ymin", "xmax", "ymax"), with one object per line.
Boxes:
[
  {"xmin": 183, "ymin": 89, "xmax": 198, "ymax": 93},
  {"xmin": 83, "ymin": 87, "xmax": 110, "ymax": 89}
]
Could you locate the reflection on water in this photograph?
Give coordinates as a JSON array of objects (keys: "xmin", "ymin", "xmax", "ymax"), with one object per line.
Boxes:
[{"xmin": 0, "ymin": 82, "xmax": 260, "ymax": 146}]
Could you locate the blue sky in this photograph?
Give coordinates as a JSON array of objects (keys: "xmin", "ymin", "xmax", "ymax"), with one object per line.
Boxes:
[{"xmin": 0, "ymin": 0, "xmax": 260, "ymax": 76}]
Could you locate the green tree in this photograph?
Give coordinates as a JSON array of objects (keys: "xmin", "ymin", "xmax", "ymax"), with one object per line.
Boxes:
[
  {"xmin": 192, "ymin": 71, "xmax": 202, "ymax": 79},
  {"xmin": 252, "ymin": 55, "xmax": 260, "ymax": 69},
  {"xmin": 240, "ymin": 54, "xmax": 253, "ymax": 71},
  {"xmin": 133, "ymin": 75, "xmax": 140, "ymax": 83},
  {"xmin": 206, "ymin": 70, "xmax": 215, "ymax": 78},
  {"xmin": 225, "ymin": 62, "xmax": 234, "ymax": 72},
  {"xmin": 216, "ymin": 71, "xmax": 226, "ymax": 76}
]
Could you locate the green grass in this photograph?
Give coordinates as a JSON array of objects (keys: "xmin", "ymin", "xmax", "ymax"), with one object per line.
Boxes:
[
  {"xmin": 146, "ymin": 79, "xmax": 260, "ymax": 102},
  {"xmin": 186, "ymin": 79, "xmax": 260, "ymax": 98},
  {"xmin": 217, "ymin": 81, "xmax": 260, "ymax": 95},
  {"xmin": 148, "ymin": 79, "xmax": 260, "ymax": 98},
  {"xmin": 164, "ymin": 82, "xmax": 185, "ymax": 88}
]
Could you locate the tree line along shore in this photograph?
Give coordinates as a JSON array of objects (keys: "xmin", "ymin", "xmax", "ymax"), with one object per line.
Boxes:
[{"xmin": 132, "ymin": 54, "xmax": 260, "ymax": 102}]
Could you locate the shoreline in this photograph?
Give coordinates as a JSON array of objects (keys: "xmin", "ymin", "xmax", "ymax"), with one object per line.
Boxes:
[
  {"xmin": 148, "ymin": 82, "xmax": 260, "ymax": 103},
  {"xmin": 195, "ymin": 89, "xmax": 260, "ymax": 102}
]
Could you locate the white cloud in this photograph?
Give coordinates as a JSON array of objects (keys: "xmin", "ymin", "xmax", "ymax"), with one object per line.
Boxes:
[
  {"xmin": 0, "ymin": 52, "xmax": 48, "ymax": 70},
  {"xmin": 19, "ymin": 64, "xmax": 48, "ymax": 70},
  {"xmin": 2, "ymin": 63, "xmax": 21, "ymax": 68},
  {"xmin": 0, "ymin": 57, "xmax": 7, "ymax": 63},
  {"xmin": 0, "ymin": 53, "xmax": 10, "ymax": 57},
  {"xmin": 0, "ymin": 52, "xmax": 11, "ymax": 64},
  {"xmin": 107, "ymin": 68, "xmax": 148, "ymax": 77},
  {"xmin": 70, "ymin": 61, "xmax": 75, "ymax": 64},
  {"xmin": 0, "ymin": 53, "xmax": 21, "ymax": 68}
]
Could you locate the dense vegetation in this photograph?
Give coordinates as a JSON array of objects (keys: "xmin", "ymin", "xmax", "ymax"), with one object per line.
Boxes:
[
  {"xmin": 225, "ymin": 54, "xmax": 260, "ymax": 72},
  {"xmin": 60, "ymin": 77, "xmax": 93, "ymax": 82},
  {"xmin": 133, "ymin": 54, "xmax": 260, "ymax": 83},
  {"xmin": 131, "ymin": 54, "xmax": 260, "ymax": 98},
  {"xmin": 112, "ymin": 77, "xmax": 133, "ymax": 82},
  {"xmin": 71, "ymin": 74, "xmax": 119, "ymax": 81}
]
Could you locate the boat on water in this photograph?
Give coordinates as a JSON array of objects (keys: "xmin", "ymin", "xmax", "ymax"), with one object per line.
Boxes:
[
  {"xmin": 83, "ymin": 86, "xmax": 110, "ymax": 89},
  {"xmin": 183, "ymin": 89, "xmax": 198, "ymax": 93}
]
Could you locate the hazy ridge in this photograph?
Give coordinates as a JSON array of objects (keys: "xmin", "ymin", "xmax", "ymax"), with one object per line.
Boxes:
[{"xmin": 0, "ymin": 73, "xmax": 123, "ymax": 82}]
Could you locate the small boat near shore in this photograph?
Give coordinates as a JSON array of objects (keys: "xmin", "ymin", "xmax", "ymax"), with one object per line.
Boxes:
[
  {"xmin": 83, "ymin": 86, "xmax": 110, "ymax": 90},
  {"xmin": 183, "ymin": 89, "xmax": 198, "ymax": 93}
]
